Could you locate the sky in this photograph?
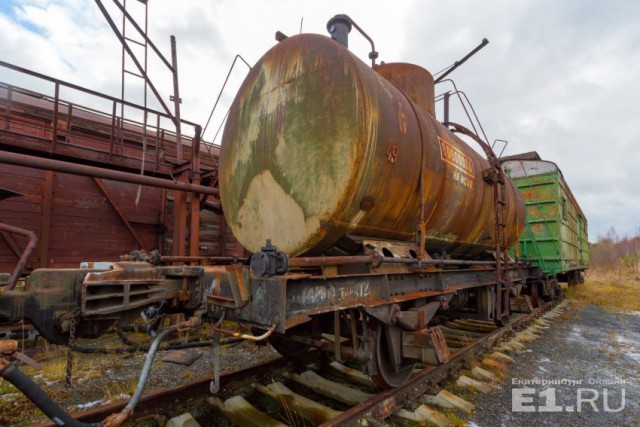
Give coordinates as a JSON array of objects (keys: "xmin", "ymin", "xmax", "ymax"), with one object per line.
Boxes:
[{"xmin": 0, "ymin": 0, "xmax": 638, "ymax": 242}]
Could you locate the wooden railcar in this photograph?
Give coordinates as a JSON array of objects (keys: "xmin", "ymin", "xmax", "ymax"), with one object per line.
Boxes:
[{"xmin": 0, "ymin": 65, "xmax": 242, "ymax": 276}]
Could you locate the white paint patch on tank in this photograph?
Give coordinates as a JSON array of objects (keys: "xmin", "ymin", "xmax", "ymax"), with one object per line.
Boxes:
[{"xmin": 236, "ymin": 169, "xmax": 320, "ymax": 254}]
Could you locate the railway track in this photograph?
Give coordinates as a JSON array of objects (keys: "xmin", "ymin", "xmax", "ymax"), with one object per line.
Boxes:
[{"xmin": 36, "ymin": 298, "xmax": 568, "ymax": 427}]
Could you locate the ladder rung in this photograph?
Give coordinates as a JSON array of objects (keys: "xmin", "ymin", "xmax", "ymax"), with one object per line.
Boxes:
[
  {"xmin": 124, "ymin": 69, "xmax": 144, "ymax": 78},
  {"xmin": 124, "ymin": 37, "xmax": 145, "ymax": 47}
]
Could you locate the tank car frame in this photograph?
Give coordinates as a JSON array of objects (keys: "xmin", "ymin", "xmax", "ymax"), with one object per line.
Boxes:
[
  {"xmin": 0, "ymin": 238, "xmax": 552, "ymax": 389},
  {"xmin": 208, "ymin": 239, "xmax": 537, "ymax": 387}
]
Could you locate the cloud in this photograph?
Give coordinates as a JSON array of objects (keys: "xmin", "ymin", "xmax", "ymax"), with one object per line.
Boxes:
[
  {"xmin": 0, "ymin": 0, "xmax": 637, "ymax": 240},
  {"xmin": 404, "ymin": 0, "xmax": 640, "ymax": 239}
]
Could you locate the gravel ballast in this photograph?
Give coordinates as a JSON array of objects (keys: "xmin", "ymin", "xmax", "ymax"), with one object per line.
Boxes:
[{"xmin": 470, "ymin": 304, "xmax": 640, "ymax": 426}]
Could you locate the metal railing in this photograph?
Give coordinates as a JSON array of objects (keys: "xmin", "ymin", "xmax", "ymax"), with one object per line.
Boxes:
[{"xmin": 0, "ymin": 60, "xmax": 213, "ymax": 169}]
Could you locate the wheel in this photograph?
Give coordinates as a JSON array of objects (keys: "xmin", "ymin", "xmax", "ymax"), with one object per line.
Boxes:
[
  {"xmin": 371, "ymin": 321, "xmax": 416, "ymax": 388},
  {"xmin": 568, "ymin": 271, "xmax": 579, "ymax": 287}
]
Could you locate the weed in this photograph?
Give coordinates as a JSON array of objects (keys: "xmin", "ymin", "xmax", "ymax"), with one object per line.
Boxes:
[
  {"xmin": 448, "ymin": 384, "xmax": 479, "ymax": 403},
  {"xmin": 565, "ymin": 269, "xmax": 640, "ymax": 312},
  {"xmin": 0, "ymin": 378, "xmax": 18, "ymax": 394},
  {"xmin": 442, "ymin": 409, "xmax": 467, "ymax": 426},
  {"xmin": 101, "ymin": 379, "xmax": 137, "ymax": 402}
]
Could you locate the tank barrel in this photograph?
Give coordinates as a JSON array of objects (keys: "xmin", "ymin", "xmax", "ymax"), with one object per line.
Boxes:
[{"xmin": 219, "ymin": 33, "xmax": 524, "ymax": 258}]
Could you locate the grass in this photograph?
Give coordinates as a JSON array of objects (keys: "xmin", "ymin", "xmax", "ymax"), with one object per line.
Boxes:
[
  {"xmin": 0, "ymin": 378, "xmax": 18, "ymax": 394},
  {"xmin": 564, "ymin": 267, "xmax": 640, "ymax": 312},
  {"xmin": 441, "ymin": 409, "xmax": 468, "ymax": 426},
  {"xmin": 100, "ymin": 379, "xmax": 137, "ymax": 402}
]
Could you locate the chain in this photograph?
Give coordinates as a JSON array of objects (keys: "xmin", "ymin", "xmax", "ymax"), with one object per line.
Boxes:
[{"xmin": 65, "ymin": 307, "xmax": 81, "ymax": 386}]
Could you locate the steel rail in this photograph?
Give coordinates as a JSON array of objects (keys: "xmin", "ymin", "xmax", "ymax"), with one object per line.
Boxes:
[
  {"xmin": 36, "ymin": 350, "xmax": 323, "ymax": 426},
  {"xmin": 35, "ymin": 300, "xmax": 558, "ymax": 426},
  {"xmin": 321, "ymin": 299, "xmax": 560, "ymax": 426}
]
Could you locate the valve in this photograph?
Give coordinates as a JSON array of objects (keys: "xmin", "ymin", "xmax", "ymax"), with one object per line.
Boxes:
[{"xmin": 249, "ymin": 240, "xmax": 289, "ymax": 277}]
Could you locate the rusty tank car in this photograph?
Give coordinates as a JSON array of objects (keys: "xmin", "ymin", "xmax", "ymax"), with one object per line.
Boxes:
[
  {"xmin": 204, "ymin": 16, "xmax": 532, "ymax": 387},
  {"xmin": 1, "ymin": 15, "xmax": 585, "ymax": 424},
  {"xmin": 219, "ymin": 34, "xmax": 525, "ymax": 259}
]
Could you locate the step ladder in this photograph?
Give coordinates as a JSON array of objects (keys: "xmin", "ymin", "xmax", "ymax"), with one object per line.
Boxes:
[{"xmin": 445, "ymin": 122, "xmax": 512, "ymax": 325}]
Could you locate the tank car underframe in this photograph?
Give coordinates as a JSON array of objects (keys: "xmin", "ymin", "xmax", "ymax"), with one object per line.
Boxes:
[
  {"xmin": 0, "ymin": 259, "xmax": 532, "ymax": 389},
  {"xmin": 207, "ymin": 263, "xmax": 529, "ymax": 387},
  {"xmin": 210, "ymin": 266, "xmax": 528, "ymax": 333}
]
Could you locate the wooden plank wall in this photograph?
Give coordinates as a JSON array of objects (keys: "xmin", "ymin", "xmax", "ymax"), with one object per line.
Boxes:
[
  {"xmin": 0, "ymin": 80, "xmax": 241, "ymax": 275},
  {"xmin": 0, "ymin": 165, "xmax": 157, "ymax": 270},
  {"xmin": 0, "ymin": 165, "xmax": 244, "ymax": 273},
  {"xmin": 0, "ymin": 165, "xmax": 240, "ymax": 273}
]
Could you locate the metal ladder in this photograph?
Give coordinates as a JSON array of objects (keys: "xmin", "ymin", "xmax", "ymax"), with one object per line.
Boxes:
[
  {"xmin": 491, "ymin": 155, "xmax": 511, "ymax": 324},
  {"xmin": 445, "ymin": 122, "xmax": 511, "ymax": 325}
]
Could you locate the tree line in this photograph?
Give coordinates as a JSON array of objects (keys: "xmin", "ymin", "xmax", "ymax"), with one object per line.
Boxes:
[{"xmin": 590, "ymin": 226, "xmax": 640, "ymax": 269}]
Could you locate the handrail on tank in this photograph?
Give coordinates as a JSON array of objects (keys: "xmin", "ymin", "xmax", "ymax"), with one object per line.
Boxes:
[{"xmin": 435, "ymin": 79, "xmax": 490, "ymax": 146}]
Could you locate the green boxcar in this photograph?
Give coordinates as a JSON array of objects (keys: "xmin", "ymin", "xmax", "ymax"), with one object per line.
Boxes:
[{"xmin": 502, "ymin": 152, "xmax": 589, "ymax": 284}]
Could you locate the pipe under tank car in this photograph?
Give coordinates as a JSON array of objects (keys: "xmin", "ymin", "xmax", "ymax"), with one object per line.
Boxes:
[{"xmin": 219, "ymin": 33, "xmax": 525, "ymax": 258}]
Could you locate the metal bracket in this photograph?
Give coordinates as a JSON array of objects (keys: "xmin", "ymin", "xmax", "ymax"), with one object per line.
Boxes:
[
  {"xmin": 365, "ymin": 304, "xmax": 401, "ymax": 325},
  {"xmin": 402, "ymin": 326, "xmax": 450, "ymax": 365},
  {"xmin": 226, "ymin": 264, "xmax": 250, "ymax": 308}
]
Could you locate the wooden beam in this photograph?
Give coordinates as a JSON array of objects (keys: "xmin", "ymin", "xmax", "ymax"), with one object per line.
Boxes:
[
  {"xmin": 172, "ymin": 171, "xmax": 188, "ymax": 257},
  {"xmin": 39, "ymin": 170, "xmax": 54, "ymax": 268},
  {"xmin": 93, "ymin": 178, "xmax": 146, "ymax": 250},
  {"xmin": 0, "ymin": 227, "xmax": 22, "ymax": 258}
]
